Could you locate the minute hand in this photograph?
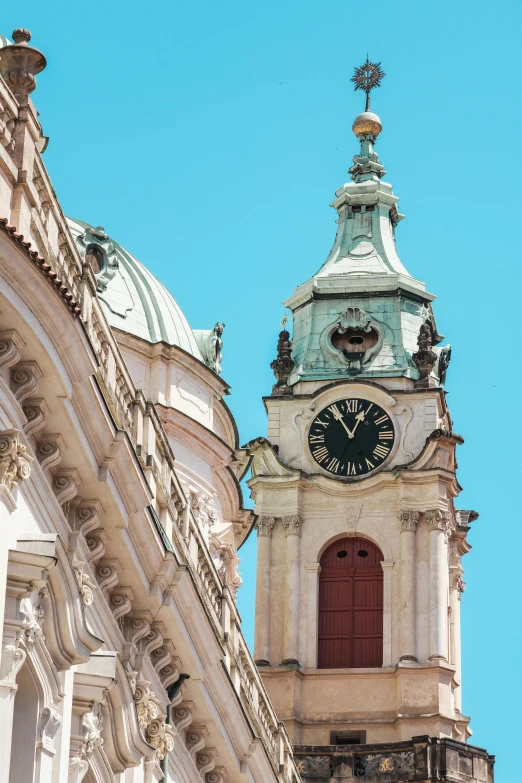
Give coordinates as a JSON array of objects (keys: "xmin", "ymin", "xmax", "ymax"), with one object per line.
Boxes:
[
  {"xmin": 348, "ymin": 409, "xmax": 366, "ymax": 438},
  {"xmin": 331, "ymin": 408, "xmax": 355, "ymax": 439}
]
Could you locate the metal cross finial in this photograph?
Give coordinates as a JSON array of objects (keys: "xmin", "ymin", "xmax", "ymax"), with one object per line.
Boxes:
[{"xmin": 351, "ymin": 57, "xmax": 385, "ymax": 112}]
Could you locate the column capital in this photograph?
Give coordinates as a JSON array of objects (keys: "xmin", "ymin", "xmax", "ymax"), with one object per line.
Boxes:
[
  {"xmin": 282, "ymin": 514, "xmax": 303, "ymax": 537},
  {"xmin": 0, "ymin": 428, "xmax": 33, "ymax": 495},
  {"xmin": 450, "ymin": 565, "xmax": 466, "ymax": 600},
  {"xmin": 254, "ymin": 516, "xmax": 276, "ymax": 537},
  {"xmin": 426, "ymin": 508, "xmax": 450, "ymax": 532},
  {"xmin": 400, "ymin": 510, "xmax": 420, "ymax": 532}
]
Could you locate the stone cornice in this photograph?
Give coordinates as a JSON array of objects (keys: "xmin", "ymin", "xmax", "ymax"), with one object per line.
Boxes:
[{"xmin": 0, "ymin": 218, "xmax": 81, "ymax": 314}]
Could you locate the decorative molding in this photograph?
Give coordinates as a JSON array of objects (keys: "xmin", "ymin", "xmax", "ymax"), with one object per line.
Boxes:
[
  {"xmin": 68, "ymin": 755, "xmax": 89, "ymax": 783},
  {"xmin": 146, "ymin": 718, "xmax": 176, "ymax": 761},
  {"xmin": 96, "ymin": 559, "xmax": 120, "ymax": 596},
  {"xmin": 82, "ymin": 701, "xmax": 104, "ymax": 754},
  {"xmin": 339, "ymin": 306, "xmax": 369, "ymax": 331},
  {"xmin": 110, "ymin": 586, "xmax": 134, "ymax": 622},
  {"xmin": 426, "ymin": 508, "xmax": 451, "ymax": 533},
  {"xmin": 0, "ymin": 219, "xmax": 81, "ymax": 315},
  {"xmin": 151, "ymin": 643, "xmax": 172, "ymax": 674},
  {"xmin": 282, "ymin": 514, "xmax": 303, "ymax": 538},
  {"xmin": 0, "ymin": 638, "xmax": 26, "ymax": 685},
  {"xmin": 37, "ymin": 434, "xmax": 64, "ymax": 473},
  {"xmin": 133, "ymin": 679, "xmax": 175, "ymax": 762},
  {"xmin": 121, "ymin": 613, "xmax": 152, "ymax": 663},
  {"xmin": 172, "ymin": 702, "xmax": 193, "ymax": 732},
  {"xmin": 22, "ymin": 398, "xmax": 49, "ymax": 436},
  {"xmin": 72, "ymin": 502, "xmax": 102, "ymax": 537},
  {"xmin": 159, "ymin": 659, "xmax": 181, "ymax": 689},
  {"xmin": 186, "ymin": 726, "xmax": 207, "ymax": 757},
  {"xmin": 20, "ymin": 594, "xmax": 44, "ymax": 648},
  {"xmin": 69, "ymin": 501, "xmax": 103, "ymax": 554},
  {"xmin": 400, "ymin": 510, "xmax": 420, "ymax": 532},
  {"xmin": 197, "ymin": 748, "xmax": 217, "ymax": 776},
  {"xmin": 134, "ymin": 679, "xmax": 160, "ymax": 731},
  {"xmin": 0, "ymin": 329, "xmax": 24, "ymax": 375},
  {"xmin": 142, "ymin": 622, "xmax": 165, "ymax": 658},
  {"xmin": 71, "ymin": 558, "xmax": 96, "ymax": 606},
  {"xmin": 255, "ymin": 515, "xmax": 276, "ymax": 538},
  {"xmin": 85, "ymin": 529, "xmax": 107, "ymax": 567},
  {"xmin": 39, "ymin": 706, "xmax": 62, "ymax": 752},
  {"xmin": 0, "ymin": 428, "xmax": 33, "ymax": 492},
  {"xmin": 53, "ymin": 468, "xmax": 81, "ymax": 508},
  {"xmin": 11, "ymin": 360, "xmax": 43, "ymax": 403},
  {"xmin": 206, "ymin": 768, "xmax": 228, "ymax": 783},
  {"xmin": 451, "ymin": 565, "xmax": 466, "ymax": 600}
]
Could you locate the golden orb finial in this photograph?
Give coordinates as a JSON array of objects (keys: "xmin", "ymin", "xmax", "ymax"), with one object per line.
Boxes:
[{"xmin": 352, "ymin": 111, "xmax": 382, "ymax": 138}]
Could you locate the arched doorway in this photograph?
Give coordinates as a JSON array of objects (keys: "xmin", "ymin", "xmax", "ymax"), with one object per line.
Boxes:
[{"xmin": 318, "ymin": 536, "xmax": 383, "ymax": 668}]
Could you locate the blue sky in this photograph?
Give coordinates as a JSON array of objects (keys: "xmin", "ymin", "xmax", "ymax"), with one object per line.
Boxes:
[{"xmin": 4, "ymin": 1, "xmax": 520, "ymax": 778}]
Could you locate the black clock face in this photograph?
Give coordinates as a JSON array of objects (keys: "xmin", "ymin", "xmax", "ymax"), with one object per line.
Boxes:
[{"xmin": 308, "ymin": 398, "xmax": 395, "ymax": 477}]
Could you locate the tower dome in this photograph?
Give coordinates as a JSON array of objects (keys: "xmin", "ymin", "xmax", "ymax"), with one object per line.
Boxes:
[{"xmin": 67, "ymin": 217, "xmax": 203, "ymax": 360}]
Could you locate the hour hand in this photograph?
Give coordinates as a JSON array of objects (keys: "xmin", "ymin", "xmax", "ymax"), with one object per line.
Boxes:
[{"xmin": 331, "ymin": 407, "xmax": 354, "ymax": 439}]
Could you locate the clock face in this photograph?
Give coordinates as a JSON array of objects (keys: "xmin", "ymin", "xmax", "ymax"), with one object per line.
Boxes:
[{"xmin": 308, "ymin": 398, "xmax": 395, "ymax": 477}]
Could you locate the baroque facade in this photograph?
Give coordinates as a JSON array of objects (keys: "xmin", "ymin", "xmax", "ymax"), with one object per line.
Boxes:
[
  {"xmin": 0, "ymin": 29, "xmax": 300, "ymax": 783},
  {"xmin": 250, "ymin": 63, "xmax": 495, "ymax": 781}
]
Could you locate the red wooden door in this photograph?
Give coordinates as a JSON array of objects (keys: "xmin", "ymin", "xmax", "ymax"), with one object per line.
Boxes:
[{"xmin": 318, "ymin": 537, "xmax": 383, "ymax": 668}]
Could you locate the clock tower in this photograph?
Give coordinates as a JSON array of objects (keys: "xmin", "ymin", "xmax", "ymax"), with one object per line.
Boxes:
[{"xmin": 248, "ymin": 61, "xmax": 494, "ymax": 781}]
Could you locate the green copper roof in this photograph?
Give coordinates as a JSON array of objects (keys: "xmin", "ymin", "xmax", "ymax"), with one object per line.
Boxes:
[
  {"xmin": 280, "ymin": 113, "xmax": 450, "ymax": 387},
  {"xmin": 67, "ymin": 217, "xmax": 203, "ymax": 359}
]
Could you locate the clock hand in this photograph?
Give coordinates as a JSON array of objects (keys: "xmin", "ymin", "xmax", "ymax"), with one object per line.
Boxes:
[
  {"xmin": 331, "ymin": 407, "xmax": 354, "ymax": 439},
  {"xmin": 349, "ymin": 409, "xmax": 366, "ymax": 438}
]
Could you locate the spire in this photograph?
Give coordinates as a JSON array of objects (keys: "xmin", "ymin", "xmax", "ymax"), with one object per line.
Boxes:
[
  {"xmin": 280, "ymin": 62, "xmax": 445, "ymax": 388},
  {"xmin": 290, "ymin": 58, "xmax": 421, "ymax": 289},
  {"xmin": 349, "ymin": 58, "xmax": 385, "ymax": 184}
]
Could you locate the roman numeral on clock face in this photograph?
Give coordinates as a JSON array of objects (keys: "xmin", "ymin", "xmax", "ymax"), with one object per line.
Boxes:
[
  {"xmin": 310, "ymin": 434, "xmax": 324, "ymax": 443},
  {"xmin": 379, "ymin": 430, "xmax": 394, "ymax": 440},
  {"xmin": 313, "ymin": 446, "xmax": 329, "ymax": 463},
  {"xmin": 373, "ymin": 444, "xmax": 390, "ymax": 459},
  {"xmin": 326, "ymin": 457, "xmax": 340, "ymax": 473}
]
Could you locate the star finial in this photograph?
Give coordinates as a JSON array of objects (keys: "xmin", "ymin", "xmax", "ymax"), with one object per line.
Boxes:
[{"xmin": 351, "ymin": 57, "xmax": 385, "ymax": 112}]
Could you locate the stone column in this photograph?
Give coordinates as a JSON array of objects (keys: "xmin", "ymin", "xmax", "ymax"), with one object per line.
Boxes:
[
  {"xmin": 254, "ymin": 516, "xmax": 275, "ymax": 666},
  {"xmin": 282, "ymin": 515, "xmax": 303, "ymax": 666},
  {"xmin": 450, "ymin": 556, "xmax": 465, "ymax": 712},
  {"xmin": 426, "ymin": 509, "xmax": 450, "ymax": 661},
  {"xmin": 399, "ymin": 510, "xmax": 419, "ymax": 661}
]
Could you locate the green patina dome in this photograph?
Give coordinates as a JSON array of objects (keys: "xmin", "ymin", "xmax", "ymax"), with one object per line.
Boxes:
[{"xmin": 67, "ymin": 217, "xmax": 203, "ymax": 360}]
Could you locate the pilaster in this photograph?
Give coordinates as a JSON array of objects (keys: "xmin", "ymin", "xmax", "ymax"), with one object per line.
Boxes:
[
  {"xmin": 426, "ymin": 508, "xmax": 451, "ymax": 661},
  {"xmin": 254, "ymin": 516, "xmax": 275, "ymax": 666},
  {"xmin": 282, "ymin": 514, "xmax": 303, "ymax": 666},
  {"xmin": 399, "ymin": 510, "xmax": 419, "ymax": 662}
]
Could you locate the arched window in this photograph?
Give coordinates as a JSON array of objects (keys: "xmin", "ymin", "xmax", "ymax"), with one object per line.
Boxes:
[{"xmin": 318, "ymin": 536, "xmax": 383, "ymax": 669}]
